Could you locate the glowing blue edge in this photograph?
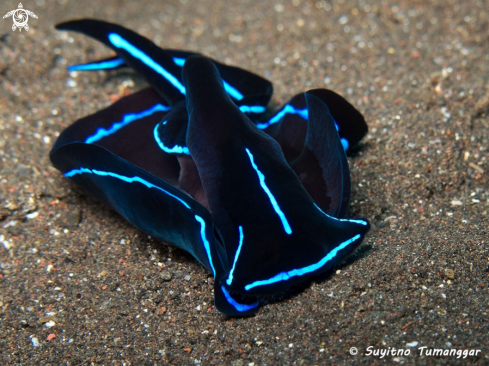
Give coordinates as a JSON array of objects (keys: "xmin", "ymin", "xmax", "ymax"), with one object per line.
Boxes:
[
  {"xmin": 171, "ymin": 56, "xmax": 244, "ymax": 100},
  {"xmin": 245, "ymin": 234, "xmax": 361, "ymax": 291},
  {"xmin": 256, "ymin": 104, "xmax": 309, "ymax": 129},
  {"xmin": 68, "ymin": 49, "xmax": 245, "ymax": 101},
  {"xmin": 67, "ymin": 57, "xmax": 125, "ymax": 71},
  {"xmin": 226, "ymin": 226, "xmax": 244, "ymax": 286},
  {"xmin": 245, "ymin": 148, "xmax": 292, "ymax": 235},
  {"xmin": 153, "ymin": 123, "xmax": 190, "ymax": 155},
  {"xmin": 194, "ymin": 215, "xmax": 216, "ymax": 277},
  {"xmin": 255, "ymin": 104, "xmax": 350, "ymax": 151},
  {"xmin": 69, "ymin": 56, "xmax": 184, "ymax": 70},
  {"xmin": 71, "ymin": 50, "xmax": 245, "ymax": 101},
  {"xmin": 64, "ymin": 168, "xmax": 191, "ymax": 209},
  {"xmin": 222, "ymin": 81, "xmax": 244, "ymax": 101},
  {"xmin": 108, "ymin": 33, "xmax": 186, "ymax": 94},
  {"xmin": 221, "ymin": 286, "xmax": 259, "ymax": 312},
  {"xmin": 172, "ymin": 57, "xmax": 185, "ymax": 66},
  {"xmin": 85, "ymin": 103, "xmax": 171, "ymax": 144},
  {"xmin": 314, "ymin": 203, "xmax": 368, "ymax": 226},
  {"xmin": 65, "ymin": 168, "xmax": 217, "ymax": 277},
  {"xmin": 239, "ymin": 105, "xmax": 266, "ymax": 114}
]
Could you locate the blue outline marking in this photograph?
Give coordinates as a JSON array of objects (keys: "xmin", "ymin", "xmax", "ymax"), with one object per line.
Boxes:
[
  {"xmin": 255, "ymin": 105, "xmax": 341, "ymax": 129},
  {"xmin": 85, "ymin": 103, "xmax": 171, "ymax": 144},
  {"xmin": 314, "ymin": 203, "xmax": 368, "ymax": 226},
  {"xmin": 67, "ymin": 57, "xmax": 125, "ymax": 71},
  {"xmin": 256, "ymin": 104, "xmax": 308, "ymax": 129},
  {"xmin": 226, "ymin": 226, "xmax": 244, "ymax": 286},
  {"xmin": 108, "ymin": 33, "xmax": 186, "ymax": 94},
  {"xmin": 255, "ymin": 104, "xmax": 349, "ymax": 151},
  {"xmin": 172, "ymin": 57, "xmax": 185, "ymax": 67},
  {"xmin": 153, "ymin": 123, "xmax": 190, "ymax": 155},
  {"xmin": 245, "ymin": 148, "xmax": 292, "ymax": 235},
  {"xmin": 222, "ymin": 81, "xmax": 244, "ymax": 101},
  {"xmin": 239, "ymin": 105, "xmax": 266, "ymax": 114},
  {"xmin": 68, "ymin": 56, "xmax": 187, "ymax": 71},
  {"xmin": 169, "ymin": 56, "xmax": 244, "ymax": 100},
  {"xmin": 64, "ymin": 168, "xmax": 191, "ymax": 209},
  {"xmin": 244, "ymin": 234, "xmax": 361, "ymax": 290},
  {"xmin": 69, "ymin": 47, "xmax": 245, "ymax": 101},
  {"xmin": 221, "ymin": 286, "xmax": 259, "ymax": 312},
  {"xmin": 65, "ymin": 167, "xmax": 92, "ymax": 175},
  {"xmin": 64, "ymin": 168, "xmax": 219, "ymax": 277},
  {"xmin": 194, "ymin": 215, "xmax": 216, "ymax": 276}
]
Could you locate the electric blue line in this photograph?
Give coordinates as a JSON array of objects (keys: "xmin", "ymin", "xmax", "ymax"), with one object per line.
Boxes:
[
  {"xmin": 245, "ymin": 148, "xmax": 292, "ymax": 235},
  {"xmin": 85, "ymin": 103, "xmax": 171, "ymax": 144},
  {"xmin": 65, "ymin": 167, "xmax": 92, "ymax": 175},
  {"xmin": 221, "ymin": 286, "xmax": 259, "ymax": 312},
  {"xmin": 153, "ymin": 123, "xmax": 190, "ymax": 155},
  {"xmin": 65, "ymin": 167, "xmax": 219, "ymax": 277},
  {"xmin": 67, "ymin": 52, "xmax": 245, "ymax": 102},
  {"xmin": 314, "ymin": 203, "xmax": 368, "ymax": 226},
  {"xmin": 169, "ymin": 56, "xmax": 244, "ymax": 100},
  {"xmin": 172, "ymin": 57, "xmax": 185, "ymax": 67},
  {"xmin": 239, "ymin": 105, "xmax": 266, "ymax": 114},
  {"xmin": 67, "ymin": 57, "xmax": 125, "ymax": 71},
  {"xmin": 108, "ymin": 33, "xmax": 186, "ymax": 94},
  {"xmin": 255, "ymin": 104, "xmax": 350, "ymax": 151},
  {"xmin": 68, "ymin": 56, "xmax": 186, "ymax": 71},
  {"xmin": 194, "ymin": 215, "xmax": 216, "ymax": 276},
  {"xmin": 226, "ymin": 226, "xmax": 244, "ymax": 286},
  {"xmin": 222, "ymin": 81, "xmax": 244, "ymax": 100},
  {"xmin": 64, "ymin": 168, "xmax": 191, "ymax": 209},
  {"xmin": 256, "ymin": 104, "xmax": 308, "ymax": 129},
  {"xmin": 244, "ymin": 234, "xmax": 361, "ymax": 290}
]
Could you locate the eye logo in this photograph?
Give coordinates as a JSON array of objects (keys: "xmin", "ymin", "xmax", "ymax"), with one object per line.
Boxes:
[{"xmin": 3, "ymin": 3, "xmax": 38, "ymax": 32}]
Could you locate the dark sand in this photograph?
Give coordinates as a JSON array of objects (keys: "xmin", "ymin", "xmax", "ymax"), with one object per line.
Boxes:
[{"xmin": 1, "ymin": 0, "xmax": 488, "ymax": 364}]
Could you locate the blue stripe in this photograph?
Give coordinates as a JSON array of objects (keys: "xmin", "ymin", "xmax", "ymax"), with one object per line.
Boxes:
[
  {"xmin": 68, "ymin": 52, "xmax": 245, "ymax": 102},
  {"xmin": 170, "ymin": 56, "xmax": 244, "ymax": 100},
  {"xmin": 65, "ymin": 167, "xmax": 92, "ymax": 175},
  {"xmin": 172, "ymin": 57, "xmax": 186, "ymax": 67},
  {"xmin": 64, "ymin": 168, "xmax": 191, "ymax": 209},
  {"xmin": 64, "ymin": 168, "xmax": 219, "ymax": 277},
  {"xmin": 245, "ymin": 148, "xmax": 292, "ymax": 235},
  {"xmin": 67, "ymin": 57, "xmax": 125, "ymax": 71},
  {"xmin": 255, "ymin": 104, "xmax": 349, "ymax": 151},
  {"xmin": 153, "ymin": 123, "xmax": 190, "ymax": 155},
  {"xmin": 108, "ymin": 33, "xmax": 186, "ymax": 94},
  {"xmin": 314, "ymin": 203, "xmax": 368, "ymax": 226},
  {"xmin": 256, "ymin": 104, "xmax": 308, "ymax": 129},
  {"xmin": 68, "ymin": 56, "xmax": 186, "ymax": 71},
  {"xmin": 85, "ymin": 103, "xmax": 171, "ymax": 144},
  {"xmin": 222, "ymin": 81, "xmax": 244, "ymax": 100},
  {"xmin": 194, "ymin": 215, "xmax": 216, "ymax": 276},
  {"xmin": 239, "ymin": 105, "xmax": 266, "ymax": 114},
  {"xmin": 244, "ymin": 234, "xmax": 361, "ymax": 290},
  {"xmin": 221, "ymin": 286, "xmax": 259, "ymax": 312},
  {"xmin": 226, "ymin": 226, "xmax": 244, "ymax": 286}
]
